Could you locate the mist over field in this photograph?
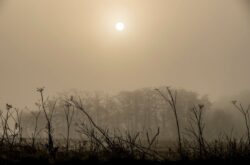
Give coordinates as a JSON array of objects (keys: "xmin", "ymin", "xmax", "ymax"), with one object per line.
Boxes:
[{"xmin": 5, "ymin": 88, "xmax": 248, "ymax": 141}]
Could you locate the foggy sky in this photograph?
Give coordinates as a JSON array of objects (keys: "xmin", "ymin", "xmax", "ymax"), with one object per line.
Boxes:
[{"xmin": 0, "ymin": 0, "xmax": 250, "ymax": 107}]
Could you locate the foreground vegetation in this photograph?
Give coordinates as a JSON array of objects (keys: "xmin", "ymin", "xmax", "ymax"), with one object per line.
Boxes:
[{"xmin": 0, "ymin": 87, "xmax": 250, "ymax": 164}]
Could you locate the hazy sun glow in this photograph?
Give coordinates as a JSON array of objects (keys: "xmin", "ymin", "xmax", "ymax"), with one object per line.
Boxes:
[{"xmin": 115, "ymin": 22, "xmax": 125, "ymax": 31}]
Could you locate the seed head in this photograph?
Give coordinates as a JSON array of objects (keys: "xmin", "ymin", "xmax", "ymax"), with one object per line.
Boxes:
[
  {"xmin": 6, "ymin": 104, "xmax": 12, "ymax": 110},
  {"xmin": 36, "ymin": 87, "xmax": 45, "ymax": 93},
  {"xmin": 231, "ymin": 100, "xmax": 237, "ymax": 105}
]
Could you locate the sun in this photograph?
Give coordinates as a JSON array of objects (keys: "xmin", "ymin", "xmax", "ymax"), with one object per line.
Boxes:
[{"xmin": 115, "ymin": 22, "xmax": 125, "ymax": 31}]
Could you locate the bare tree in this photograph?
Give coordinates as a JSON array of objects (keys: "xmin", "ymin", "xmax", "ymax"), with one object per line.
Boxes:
[
  {"xmin": 231, "ymin": 100, "xmax": 250, "ymax": 144},
  {"xmin": 155, "ymin": 87, "xmax": 183, "ymax": 156}
]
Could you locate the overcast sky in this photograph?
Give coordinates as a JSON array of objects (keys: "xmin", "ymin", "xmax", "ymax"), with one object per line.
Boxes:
[{"xmin": 0, "ymin": 0, "xmax": 250, "ymax": 107}]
